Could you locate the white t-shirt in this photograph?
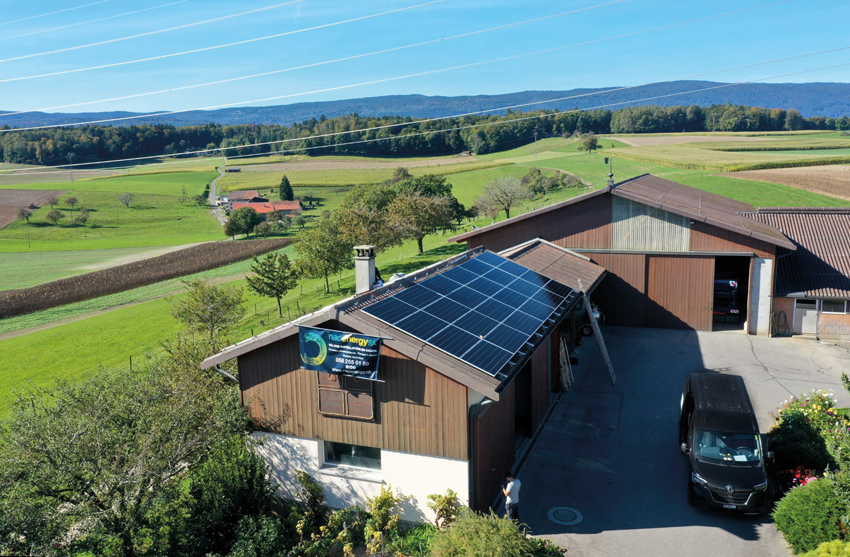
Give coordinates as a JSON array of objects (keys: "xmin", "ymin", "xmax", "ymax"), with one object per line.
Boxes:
[{"xmin": 506, "ymin": 479, "xmax": 521, "ymax": 504}]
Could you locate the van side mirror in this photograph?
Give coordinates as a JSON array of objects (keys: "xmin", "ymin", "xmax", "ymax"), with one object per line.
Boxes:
[
  {"xmin": 767, "ymin": 451, "xmax": 775, "ymax": 463},
  {"xmin": 680, "ymin": 442, "xmax": 690, "ymax": 455}
]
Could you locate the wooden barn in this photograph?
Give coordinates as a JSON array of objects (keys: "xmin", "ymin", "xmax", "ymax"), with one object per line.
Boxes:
[
  {"xmin": 202, "ymin": 243, "xmax": 605, "ymax": 520},
  {"xmin": 451, "ymin": 174, "xmax": 796, "ymax": 334}
]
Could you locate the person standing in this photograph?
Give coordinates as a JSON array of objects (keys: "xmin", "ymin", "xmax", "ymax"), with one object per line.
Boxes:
[{"xmin": 502, "ymin": 472, "xmax": 521, "ymax": 522}]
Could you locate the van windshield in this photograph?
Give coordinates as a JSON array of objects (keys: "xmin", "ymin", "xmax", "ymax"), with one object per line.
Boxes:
[{"xmin": 694, "ymin": 429, "xmax": 762, "ymax": 465}]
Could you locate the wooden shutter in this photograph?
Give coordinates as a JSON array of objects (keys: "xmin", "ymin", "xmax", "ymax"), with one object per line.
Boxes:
[{"xmin": 317, "ymin": 372, "xmax": 375, "ymax": 420}]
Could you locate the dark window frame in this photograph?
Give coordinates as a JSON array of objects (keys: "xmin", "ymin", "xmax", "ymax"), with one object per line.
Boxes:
[
  {"xmin": 317, "ymin": 372, "xmax": 375, "ymax": 420},
  {"xmin": 323, "ymin": 440, "xmax": 382, "ymax": 470},
  {"xmin": 821, "ymin": 299, "xmax": 847, "ymax": 314}
]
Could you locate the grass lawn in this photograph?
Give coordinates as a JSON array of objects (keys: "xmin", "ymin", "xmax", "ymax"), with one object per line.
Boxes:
[
  {"xmin": 0, "ymin": 172, "xmax": 223, "ymax": 252},
  {"xmin": 226, "ymin": 153, "xmax": 470, "ymax": 166}
]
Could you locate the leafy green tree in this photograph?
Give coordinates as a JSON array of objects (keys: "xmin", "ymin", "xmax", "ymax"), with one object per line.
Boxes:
[
  {"xmin": 279, "ymin": 174, "xmax": 294, "ymax": 201},
  {"xmin": 46, "ymin": 196, "xmax": 59, "ymax": 208},
  {"xmin": 226, "ymin": 207, "xmax": 264, "ymax": 238},
  {"xmin": 785, "ymin": 108, "xmax": 804, "ymax": 131},
  {"xmin": 17, "ymin": 207, "xmax": 31, "ymax": 224},
  {"xmin": 74, "ymin": 208, "xmax": 90, "ymax": 230},
  {"xmin": 254, "ymin": 221, "xmax": 273, "ymax": 238},
  {"xmin": 293, "ymin": 213, "xmax": 307, "ymax": 230},
  {"xmin": 387, "ymin": 192, "xmax": 453, "ymax": 254},
  {"xmin": 580, "ymin": 133, "xmax": 598, "ymax": 152},
  {"xmin": 45, "ymin": 208, "xmax": 64, "ymax": 225},
  {"xmin": 246, "ymin": 252, "xmax": 298, "ymax": 317},
  {"xmin": 448, "ymin": 196, "xmax": 467, "ymax": 227},
  {"xmin": 335, "ymin": 206, "xmax": 402, "ymax": 253},
  {"xmin": 390, "ymin": 167, "xmax": 412, "ymax": 184},
  {"xmin": 394, "ymin": 174, "xmax": 452, "ymax": 197},
  {"xmin": 295, "ymin": 213, "xmax": 354, "ymax": 293},
  {"xmin": 475, "ymin": 176, "xmax": 529, "ymax": 220},
  {"xmin": 344, "ymin": 183, "xmax": 398, "ymax": 212},
  {"xmin": 118, "ymin": 192, "xmax": 134, "ymax": 208},
  {"xmin": 169, "ymin": 278, "xmax": 246, "ymax": 348},
  {"xmin": 192, "ymin": 194, "xmax": 208, "ymax": 206},
  {"xmin": 64, "ymin": 196, "xmax": 78, "ymax": 210}
]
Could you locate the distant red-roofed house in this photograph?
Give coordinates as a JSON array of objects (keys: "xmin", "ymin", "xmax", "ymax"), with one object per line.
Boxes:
[
  {"xmin": 232, "ymin": 200, "xmax": 303, "ymax": 219},
  {"xmin": 226, "ymin": 190, "xmax": 268, "ymax": 210}
]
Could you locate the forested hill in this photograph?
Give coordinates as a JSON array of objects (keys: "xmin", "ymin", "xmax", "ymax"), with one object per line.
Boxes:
[{"xmin": 2, "ymin": 81, "xmax": 850, "ymax": 128}]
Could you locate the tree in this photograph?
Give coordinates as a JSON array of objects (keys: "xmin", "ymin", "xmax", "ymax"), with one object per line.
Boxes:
[
  {"xmin": 0, "ymin": 348, "xmax": 245, "ymax": 557},
  {"xmin": 64, "ymin": 196, "xmax": 78, "ymax": 210},
  {"xmin": 389, "ymin": 167, "xmax": 412, "ymax": 184},
  {"xmin": 344, "ymin": 183, "xmax": 398, "ymax": 212},
  {"xmin": 74, "ymin": 208, "xmax": 90, "ymax": 230},
  {"xmin": 293, "ymin": 213, "xmax": 307, "ymax": 230},
  {"xmin": 45, "ymin": 209, "xmax": 65, "ymax": 225},
  {"xmin": 279, "ymin": 174, "xmax": 294, "ymax": 201},
  {"xmin": 580, "ymin": 132, "xmax": 598, "ymax": 152},
  {"xmin": 267, "ymin": 210, "xmax": 283, "ymax": 224},
  {"xmin": 448, "ymin": 196, "xmax": 467, "ymax": 227},
  {"xmin": 335, "ymin": 206, "xmax": 402, "ymax": 253},
  {"xmin": 118, "ymin": 192, "xmax": 134, "ymax": 208},
  {"xmin": 253, "ymin": 221, "xmax": 273, "ymax": 238},
  {"xmin": 394, "ymin": 174, "xmax": 452, "ymax": 197},
  {"xmin": 475, "ymin": 176, "xmax": 529, "ymax": 220},
  {"xmin": 169, "ymin": 279, "xmax": 245, "ymax": 348},
  {"xmin": 246, "ymin": 252, "xmax": 298, "ymax": 317},
  {"xmin": 474, "ymin": 195, "xmax": 502, "ymax": 223},
  {"xmin": 294, "ymin": 213, "xmax": 354, "ymax": 293},
  {"xmin": 192, "ymin": 194, "xmax": 208, "ymax": 207},
  {"xmin": 225, "ymin": 207, "xmax": 263, "ymax": 238},
  {"xmin": 17, "ymin": 207, "xmax": 31, "ymax": 224},
  {"xmin": 46, "ymin": 196, "xmax": 59, "ymax": 209},
  {"xmin": 277, "ymin": 215, "xmax": 292, "ymax": 235},
  {"xmin": 387, "ymin": 192, "xmax": 453, "ymax": 254},
  {"xmin": 785, "ymin": 108, "xmax": 803, "ymax": 131}
]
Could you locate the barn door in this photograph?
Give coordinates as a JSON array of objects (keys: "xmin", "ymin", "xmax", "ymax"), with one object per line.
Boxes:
[{"xmin": 646, "ymin": 256, "xmax": 715, "ymax": 331}]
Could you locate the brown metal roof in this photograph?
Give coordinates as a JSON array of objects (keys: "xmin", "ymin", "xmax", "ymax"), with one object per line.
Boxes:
[
  {"xmin": 500, "ymin": 239, "xmax": 607, "ymax": 294},
  {"xmin": 449, "ymin": 174, "xmax": 795, "ymax": 250},
  {"xmin": 749, "ymin": 208, "xmax": 850, "ymax": 298}
]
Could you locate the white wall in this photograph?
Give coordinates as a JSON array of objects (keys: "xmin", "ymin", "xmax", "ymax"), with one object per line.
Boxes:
[
  {"xmin": 252, "ymin": 432, "xmax": 469, "ymax": 523},
  {"xmin": 749, "ymin": 258, "xmax": 773, "ymax": 336}
]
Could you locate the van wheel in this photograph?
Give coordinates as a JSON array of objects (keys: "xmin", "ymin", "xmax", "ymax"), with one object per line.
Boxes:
[
  {"xmin": 580, "ymin": 324, "xmax": 594, "ymax": 337},
  {"xmin": 687, "ymin": 481, "xmax": 696, "ymax": 506}
]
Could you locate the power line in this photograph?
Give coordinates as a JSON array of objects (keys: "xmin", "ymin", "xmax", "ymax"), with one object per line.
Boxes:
[
  {"xmin": 2, "ymin": 0, "xmax": 629, "ymax": 116},
  {"xmin": 3, "ymin": 59, "xmax": 846, "ymax": 177},
  {"xmin": 0, "ymin": 0, "xmax": 794, "ymax": 132},
  {"xmin": 0, "ymin": 1, "xmax": 189, "ymax": 43},
  {"xmin": 0, "ymin": 0, "xmax": 114, "ymax": 27},
  {"xmin": 0, "ymin": 0, "xmax": 309, "ymax": 64}
]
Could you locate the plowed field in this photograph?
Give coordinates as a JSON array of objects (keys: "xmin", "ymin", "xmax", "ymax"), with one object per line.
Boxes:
[
  {"xmin": 0, "ymin": 189, "xmax": 67, "ymax": 228},
  {"xmin": 721, "ymin": 166, "xmax": 850, "ymax": 201}
]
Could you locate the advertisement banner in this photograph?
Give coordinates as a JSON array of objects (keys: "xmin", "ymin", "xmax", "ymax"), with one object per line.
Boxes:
[{"xmin": 299, "ymin": 326, "xmax": 382, "ymax": 380}]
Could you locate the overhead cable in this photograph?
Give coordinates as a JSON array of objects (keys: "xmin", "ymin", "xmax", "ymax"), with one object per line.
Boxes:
[
  {"xmin": 2, "ymin": 0, "xmax": 629, "ymax": 116},
  {"xmin": 0, "ymin": 0, "xmax": 796, "ymax": 132},
  {"xmin": 0, "ymin": 0, "xmax": 113, "ymax": 27}
]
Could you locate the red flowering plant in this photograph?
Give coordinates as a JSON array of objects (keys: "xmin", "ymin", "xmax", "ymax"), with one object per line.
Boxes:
[{"xmin": 777, "ymin": 465, "xmax": 819, "ymax": 491}]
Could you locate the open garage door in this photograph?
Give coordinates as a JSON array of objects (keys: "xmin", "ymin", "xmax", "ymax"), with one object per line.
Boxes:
[{"xmin": 646, "ymin": 256, "xmax": 715, "ymax": 331}]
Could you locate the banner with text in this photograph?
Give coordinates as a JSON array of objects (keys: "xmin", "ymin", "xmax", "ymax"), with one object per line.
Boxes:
[{"xmin": 299, "ymin": 326, "xmax": 382, "ymax": 380}]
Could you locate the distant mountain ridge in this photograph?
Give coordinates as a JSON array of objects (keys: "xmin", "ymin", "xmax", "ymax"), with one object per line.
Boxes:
[{"xmin": 2, "ymin": 81, "xmax": 849, "ymax": 128}]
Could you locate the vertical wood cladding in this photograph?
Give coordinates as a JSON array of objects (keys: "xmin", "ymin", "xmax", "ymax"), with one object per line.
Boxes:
[
  {"xmin": 239, "ymin": 336, "xmax": 468, "ymax": 460},
  {"xmin": 471, "ymin": 380, "xmax": 516, "ymax": 511},
  {"xmin": 611, "ymin": 197, "xmax": 690, "ymax": 251},
  {"xmin": 586, "ymin": 253, "xmax": 647, "ymax": 328},
  {"xmin": 646, "ymin": 256, "xmax": 715, "ymax": 330},
  {"xmin": 467, "ymin": 194, "xmax": 613, "ymax": 253},
  {"xmin": 689, "ymin": 221, "xmax": 775, "ymax": 258},
  {"xmin": 530, "ymin": 336, "xmax": 551, "ymax": 434}
]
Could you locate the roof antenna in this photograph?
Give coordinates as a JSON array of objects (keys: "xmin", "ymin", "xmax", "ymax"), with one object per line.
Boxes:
[{"xmin": 605, "ymin": 156, "xmax": 614, "ymax": 187}]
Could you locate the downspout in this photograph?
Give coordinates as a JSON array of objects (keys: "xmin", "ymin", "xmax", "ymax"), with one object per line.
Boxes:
[
  {"xmin": 214, "ymin": 364, "xmax": 239, "ymax": 383},
  {"xmin": 467, "ymin": 398, "xmax": 494, "ymax": 512}
]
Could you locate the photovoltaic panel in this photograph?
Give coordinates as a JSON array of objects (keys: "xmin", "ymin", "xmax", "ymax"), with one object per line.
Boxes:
[{"xmin": 361, "ymin": 250, "xmax": 577, "ymax": 378}]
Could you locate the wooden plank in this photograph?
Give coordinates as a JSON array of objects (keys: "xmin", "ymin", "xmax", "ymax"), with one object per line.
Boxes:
[{"xmin": 646, "ymin": 256, "xmax": 715, "ymax": 330}]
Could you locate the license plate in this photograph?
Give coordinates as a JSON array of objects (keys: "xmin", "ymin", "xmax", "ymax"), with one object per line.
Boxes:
[{"xmin": 723, "ymin": 504, "xmax": 736, "ymax": 509}]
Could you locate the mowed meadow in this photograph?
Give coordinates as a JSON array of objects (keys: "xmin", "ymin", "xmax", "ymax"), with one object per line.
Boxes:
[{"xmin": 2, "ymin": 130, "xmax": 850, "ymax": 416}]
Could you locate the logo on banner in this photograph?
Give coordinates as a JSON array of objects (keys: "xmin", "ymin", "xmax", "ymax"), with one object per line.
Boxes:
[
  {"xmin": 298, "ymin": 326, "xmax": 382, "ymax": 379},
  {"xmin": 300, "ymin": 330, "xmax": 328, "ymax": 366}
]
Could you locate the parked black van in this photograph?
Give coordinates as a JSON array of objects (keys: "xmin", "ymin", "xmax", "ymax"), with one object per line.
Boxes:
[{"xmin": 679, "ymin": 372, "xmax": 775, "ymax": 513}]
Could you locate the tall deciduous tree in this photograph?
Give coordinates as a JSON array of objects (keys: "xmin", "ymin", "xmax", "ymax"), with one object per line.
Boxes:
[
  {"xmin": 580, "ymin": 133, "xmax": 598, "ymax": 152},
  {"xmin": 335, "ymin": 206, "xmax": 402, "ymax": 253},
  {"xmin": 475, "ymin": 176, "xmax": 529, "ymax": 220},
  {"xmin": 344, "ymin": 183, "xmax": 398, "ymax": 212},
  {"xmin": 246, "ymin": 252, "xmax": 298, "ymax": 317},
  {"xmin": 279, "ymin": 174, "xmax": 294, "ymax": 201},
  {"xmin": 387, "ymin": 192, "xmax": 453, "ymax": 254},
  {"xmin": 45, "ymin": 209, "xmax": 64, "ymax": 225},
  {"xmin": 389, "ymin": 167, "xmax": 412, "ymax": 184},
  {"xmin": 118, "ymin": 192, "xmax": 134, "ymax": 208},
  {"xmin": 46, "ymin": 196, "xmax": 59, "ymax": 209},
  {"xmin": 785, "ymin": 108, "xmax": 803, "ymax": 131},
  {"xmin": 64, "ymin": 196, "xmax": 78, "ymax": 210},
  {"xmin": 294, "ymin": 213, "xmax": 354, "ymax": 293},
  {"xmin": 394, "ymin": 174, "xmax": 452, "ymax": 197},
  {"xmin": 17, "ymin": 208, "xmax": 31, "ymax": 224},
  {"xmin": 169, "ymin": 279, "xmax": 245, "ymax": 348},
  {"xmin": 225, "ymin": 207, "xmax": 263, "ymax": 238}
]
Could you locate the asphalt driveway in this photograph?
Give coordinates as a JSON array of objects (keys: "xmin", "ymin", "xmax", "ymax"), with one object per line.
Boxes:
[{"xmin": 517, "ymin": 328, "xmax": 850, "ymax": 557}]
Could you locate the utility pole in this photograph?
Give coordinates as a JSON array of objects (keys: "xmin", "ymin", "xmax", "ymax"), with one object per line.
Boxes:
[{"xmin": 533, "ymin": 129, "xmax": 538, "ymax": 160}]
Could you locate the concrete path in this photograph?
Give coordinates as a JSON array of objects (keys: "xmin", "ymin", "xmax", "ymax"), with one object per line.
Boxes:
[
  {"xmin": 518, "ymin": 328, "xmax": 850, "ymax": 557},
  {"xmin": 209, "ymin": 166, "xmax": 227, "ymax": 225}
]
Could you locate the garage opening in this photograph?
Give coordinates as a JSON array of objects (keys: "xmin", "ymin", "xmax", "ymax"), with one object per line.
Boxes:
[
  {"xmin": 514, "ymin": 361, "xmax": 533, "ymax": 453},
  {"xmin": 713, "ymin": 256, "xmax": 751, "ymax": 331}
]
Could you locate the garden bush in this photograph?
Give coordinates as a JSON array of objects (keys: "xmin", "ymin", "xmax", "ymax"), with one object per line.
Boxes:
[
  {"xmin": 802, "ymin": 540, "xmax": 850, "ymax": 557},
  {"xmin": 384, "ymin": 523, "xmax": 438, "ymax": 556},
  {"xmin": 773, "ymin": 476, "xmax": 848, "ymax": 554},
  {"xmin": 429, "ymin": 511, "xmax": 564, "ymax": 557}
]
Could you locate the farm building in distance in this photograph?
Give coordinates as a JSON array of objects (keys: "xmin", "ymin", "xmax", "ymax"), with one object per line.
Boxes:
[
  {"xmin": 225, "ymin": 190, "xmax": 268, "ymax": 210},
  {"xmin": 231, "ymin": 200, "xmax": 303, "ymax": 218},
  {"xmin": 451, "ymin": 174, "xmax": 797, "ymax": 335},
  {"xmin": 202, "ymin": 243, "xmax": 606, "ymax": 521}
]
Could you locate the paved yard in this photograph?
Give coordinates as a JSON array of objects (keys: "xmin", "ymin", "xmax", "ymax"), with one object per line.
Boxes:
[{"xmin": 516, "ymin": 328, "xmax": 850, "ymax": 557}]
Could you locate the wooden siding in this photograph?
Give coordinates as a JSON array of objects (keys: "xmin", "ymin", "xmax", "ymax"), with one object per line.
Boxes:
[
  {"xmin": 612, "ymin": 197, "xmax": 690, "ymax": 251},
  {"xmin": 586, "ymin": 252, "xmax": 647, "ymax": 328},
  {"xmin": 530, "ymin": 336, "xmax": 551, "ymax": 434},
  {"xmin": 689, "ymin": 221, "xmax": 775, "ymax": 258},
  {"xmin": 468, "ymin": 194, "xmax": 612, "ymax": 252},
  {"xmin": 239, "ymin": 336, "xmax": 468, "ymax": 460},
  {"xmin": 646, "ymin": 256, "xmax": 715, "ymax": 330},
  {"xmin": 471, "ymin": 380, "xmax": 516, "ymax": 511},
  {"xmin": 550, "ymin": 328, "xmax": 561, "ymax": 392}
]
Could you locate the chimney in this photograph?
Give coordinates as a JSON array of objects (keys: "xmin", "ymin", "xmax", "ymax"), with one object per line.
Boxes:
[{"xmin": 354, "ymin": 245, "xmax": 376, "ymax": 294}]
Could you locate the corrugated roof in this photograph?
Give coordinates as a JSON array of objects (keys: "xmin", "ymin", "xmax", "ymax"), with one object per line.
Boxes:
[
  {"xmin": 749, "ymin": 208, "xmax": 850, "ymax": 298},
  {"xmin": 449, "ymin": 174, "xmax": 795, "ymax": 250},
  {"xmin": 500, "ymin": 238, "xmax": 607, "ymax": 294}
]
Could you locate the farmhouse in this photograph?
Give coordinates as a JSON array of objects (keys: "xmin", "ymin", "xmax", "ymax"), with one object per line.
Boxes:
[
  {"xmin": 226, "ymin": 190, "xmax": 268, "ymax": 210},
  {"xmin": 451, "ymin": 174, "xmax": 797, "ymax": 334},
  {"xmin": 232, "ymin": 200, "xmax": 303, "ymax": 218},
  {"xmin": 202, "ymin": 243, "xmax": 606, "ymax": 521},
  {"xmin": 749, "ymin": 208, "xmax": 850, "ymax": 339}
]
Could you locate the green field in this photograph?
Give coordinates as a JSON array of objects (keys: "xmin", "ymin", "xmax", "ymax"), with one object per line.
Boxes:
[{"xmin": 0, "ymin": 172, "xmax": 223, "ymax": 252}]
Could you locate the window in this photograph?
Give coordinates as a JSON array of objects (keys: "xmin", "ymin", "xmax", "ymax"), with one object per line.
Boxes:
[
  {"xmin": 796, "ymin": 299, "xmax": 818, "ymax": 310},
  {"xmin": 324, "ymin": 441, "xmax": 381, "ymax": 470},
  {"xmin": 317, "ymin": 372, "xmax": 375, "ymax": 420},
  {"xmin": 822, "ymin": 300, "xmax": 847, "ymax": 314}
]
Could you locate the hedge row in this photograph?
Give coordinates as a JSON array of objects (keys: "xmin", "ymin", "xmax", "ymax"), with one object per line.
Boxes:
[{"xmin": 0, "ymin": 237, "xmax": 292, "ymax": 318}]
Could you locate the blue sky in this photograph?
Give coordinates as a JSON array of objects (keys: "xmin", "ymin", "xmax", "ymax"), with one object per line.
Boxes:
[{"xmin": 0, "ymin": 0, "xmax": 847, "ymax": 114}]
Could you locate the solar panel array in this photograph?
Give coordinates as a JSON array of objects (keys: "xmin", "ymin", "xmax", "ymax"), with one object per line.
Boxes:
[{"xmin": 362, "ymin": 251, "xmax": 577, "ymax": 378}]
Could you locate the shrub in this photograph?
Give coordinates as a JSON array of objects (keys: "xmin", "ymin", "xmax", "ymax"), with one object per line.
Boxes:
[
  {"xmin": 364, "ymin": 485, "xmax": 409, "ymax": 554},
  {"xmin": 385, "ymin": 523, "xmax": 438, "ymax": 556},
  {"xmin": 802, "ymin": 539, "xmax": 850, "ymax": 557},
  {"xmin": 293, "ymin": 471, "xmax": 326, "ymax": 542},
  {"xmin": 429, "ymin": 511, "xmax": 534, "ymax": 557},
  {"xmin": 770, "ymin": 390, "xmax": 843, "ymax": 477},
  {"xmin": 427, "ymin": 489, "xmax": 464, "ymax": 528},
  {"xmin": 227, "ymin": 515, "xmax": 291, "ymax": 557},
  {"xmin": 528, "ymin": 537, "xmax": 567, "ymax": 557},
  {"xmin": 773, "ymin": 477, "xmax": 848, "ymax": 554}
]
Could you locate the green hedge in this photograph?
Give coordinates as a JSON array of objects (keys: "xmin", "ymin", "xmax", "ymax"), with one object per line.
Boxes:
[{"xmin": 773, "ymin": 478, "xmax": 848, "ymax": 555}]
